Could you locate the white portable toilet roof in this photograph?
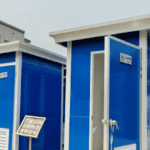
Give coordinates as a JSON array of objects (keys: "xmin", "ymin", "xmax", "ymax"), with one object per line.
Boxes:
[
  {"xmin": 49, "ymin": 13, "xmax": 150, "ymax": 45},
  {"xmin": 0, "ymin": 41, "xmax": 66, "ymax": 65}
]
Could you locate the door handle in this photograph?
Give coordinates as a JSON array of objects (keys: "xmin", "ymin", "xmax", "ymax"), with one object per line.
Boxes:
[
  {"xmin": 102, "ymin": 119, "xmax": 119, "ymax": 129},
  {"xmin": 102, "ymin": 119, "xmax": 107, "ymax": 125}
]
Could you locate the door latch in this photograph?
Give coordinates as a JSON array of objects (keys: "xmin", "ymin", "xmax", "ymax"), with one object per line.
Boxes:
[{"xmin": 109, "ymin": 119, "xmax": 119, "ymax": 129}]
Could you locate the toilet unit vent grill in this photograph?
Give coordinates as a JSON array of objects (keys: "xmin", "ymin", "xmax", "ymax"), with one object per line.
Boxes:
[{"xmin": 0, "ymin": 128, "xmax": 9, "ymax": 150}]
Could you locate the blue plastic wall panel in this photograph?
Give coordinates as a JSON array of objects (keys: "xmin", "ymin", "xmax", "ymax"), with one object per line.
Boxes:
[
  {"xmin": 0, "ymin": 65, "xmax": 15, "ymax": 150},
  {"xmin": 109, "ymin": 38, "xmax": 140, "ymax": 150},
  {"xmin": 70, "ymin": 37, "xmax": 104, "ymax": 150},
  {"xmin": 147, "ymin": 35, "xmax": 150, "ymax": 149},
  {"xmin": 19, "ymin": 53, "xmax": 62, "ymax": 150},
  {"xmin": 0, "ymin": 52, "xmax": 15, "ymax": 64}
]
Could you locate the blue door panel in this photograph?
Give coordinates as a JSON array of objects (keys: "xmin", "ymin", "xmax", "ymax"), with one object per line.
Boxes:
[
  {"xmin": 109, "ymin": 38, "xmax": 140, "ymax": 150},
  {"xmin": 69, "ymin": 117, "xmax": 89, "ymax": 150},
  {"xmin": 0, "ymin": 66, "xmax": 15, "ymax": 150}
]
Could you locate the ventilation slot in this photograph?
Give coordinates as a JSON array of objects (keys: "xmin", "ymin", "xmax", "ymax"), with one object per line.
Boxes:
[{"xmin": 0, "ymin": 128, "xmax": 9, "ymax": 150}]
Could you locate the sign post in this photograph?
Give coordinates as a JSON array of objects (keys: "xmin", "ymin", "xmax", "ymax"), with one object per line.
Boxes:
[
  {"xmin": 29, "ymin": 137, "xmax": 32, "ymax": 150},
  {"xmin": 16, "ymin": 115, "xmax": 46, "ymax": 150}
]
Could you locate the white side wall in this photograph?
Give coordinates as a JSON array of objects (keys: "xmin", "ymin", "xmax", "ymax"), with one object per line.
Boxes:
[{"xmin": 0, "ymin": 24, "xmax": 24, "ymax": 43}]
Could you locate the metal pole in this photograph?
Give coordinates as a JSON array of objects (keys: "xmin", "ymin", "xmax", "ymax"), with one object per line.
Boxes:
[{"xmin": 29, "ymin": 137, "xmax": 32, "ymax": 150}]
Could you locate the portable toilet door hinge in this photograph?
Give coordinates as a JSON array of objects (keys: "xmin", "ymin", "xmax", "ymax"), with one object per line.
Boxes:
[{"xmin": 140, "ymin": 67, "xmax": 142, "ymax": 78}]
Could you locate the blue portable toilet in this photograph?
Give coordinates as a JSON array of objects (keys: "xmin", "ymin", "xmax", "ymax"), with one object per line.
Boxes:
[
  {"xmin": 49, "ymin": 14, "xmax": 150, "ymax": 150},
  {"xmin": 0, "ymin": 41, "xmax": 66, "ymax": 150}
]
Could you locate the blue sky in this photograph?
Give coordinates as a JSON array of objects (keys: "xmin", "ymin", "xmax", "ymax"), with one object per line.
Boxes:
[{"xmin": 0, "ymin": 0, "xmax": 150, "ymax": 56}]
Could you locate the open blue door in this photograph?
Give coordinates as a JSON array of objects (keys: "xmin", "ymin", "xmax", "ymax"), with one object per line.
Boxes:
[{"xmin": 104, "ymin": 36, "xmax": 141, "ymax": 150}]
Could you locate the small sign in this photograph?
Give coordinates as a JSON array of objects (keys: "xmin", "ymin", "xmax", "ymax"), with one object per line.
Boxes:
[
  {"xmin": 120, "ymin": 53, "xmax": 132, "ymax": 65},
  {"xmin": 0, "ymin": 72, "xmax": 8, "ymax": 79},
  {"xmin": 16, "ymin": 115, "xmax": 46, "ymax": 138}
]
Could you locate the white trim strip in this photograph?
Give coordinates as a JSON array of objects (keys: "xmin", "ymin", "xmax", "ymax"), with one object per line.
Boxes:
[
  {"xmin": 104, "ymin": 36, "xmax": 110, "ymax": 150},
  {"xmin": 139, "ymin": 30, "xmax": 147, "ymax": 150},
  {"xmin": 12, "ymin": 51, "xmax": 22, "ymax": 150},
  {"xmin": 89, "ymin": 51, "xmax": 94, "ymax": 150},
  {"xmin": 64, "ymin": 41, "xmax": 72, "ymax": 150},
  {"xmin": 91, "ymin": 51, "xmax": 105, "ymax": 55},
  {"xmin": 0, "ymin": 62, "xmax": 16, "ymax": 67},
  {"xmin": 109, "ymin": 35, "xmax": 141, "ymax": 50}
]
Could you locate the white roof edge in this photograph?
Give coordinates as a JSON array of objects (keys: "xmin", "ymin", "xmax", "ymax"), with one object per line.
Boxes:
[
  {"xmin": 49, "ymin": 13, "xmax": 150, "ymax": 36},
  {"xmin": 0, "ymin": 40, "xmax": 66, "ymax": 65},
  {"xmin": 20, "ymin": 41, "xmax": 66, "ymax": 59},
  {"xmin": 49, "ymin": 13, "xmax": 150, "ymax": 44}
]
